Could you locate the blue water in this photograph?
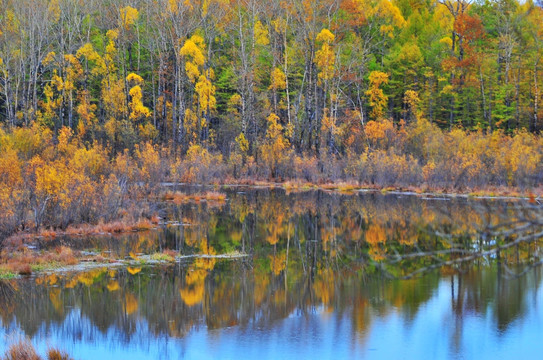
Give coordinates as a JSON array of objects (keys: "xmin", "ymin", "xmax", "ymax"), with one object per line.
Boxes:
[{"xmin": 0, "ymin": 276, "xmax": 541, "ymax": 360}]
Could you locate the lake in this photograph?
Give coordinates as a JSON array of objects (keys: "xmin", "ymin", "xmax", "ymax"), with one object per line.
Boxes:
[{"xmin": 0, "ymin": 187, "xmax": 541, "ymax": 359}]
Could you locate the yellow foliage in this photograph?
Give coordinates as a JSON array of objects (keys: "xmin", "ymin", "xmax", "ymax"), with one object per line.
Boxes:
[
  {"xmin": 180, "ymin": 35, "xmax": 205, "ymax": 67},
  {"xmin": 126, "ymin": 72, "xmax": 144, "ymax": 85},
  {"xmin": 373, "ymin": 0, "xmax": 406, "ymax": 37},
  {"xmin": 195, "ymin": 74, "xmax": 216, "ymax": 113},
  {"xmin": 129, "ymin": 85, "xmax": 151, "ymax": 121},
  {"xmin": 254, "ymin": 20, "xmax": 270, "ymax": 46},
  {"xmin": 269, "ymin": 67, "xmax": 286, "ymax": 91},
  {"xmin": 76, "ymin": 90, "xmax": 98, "ymax": 137},
  {"xmin": 184, "ymin": 108, "xmax": 199, "ymax": 143},
  {"xmin": 106, "ymin": 29, "xmax": 119, "ymax": 41},
  {"xmin": 62, "ymin": 55, "xmax": 83, "ymax": 93},
  {"xmin": 439, "ymin": 36, "xmax": 453, "ymax": 48},
  {"xmin": 202, "ymin": 0, "xmax": 210, "ymax": 17},
  {"xmin": 138, "ymin": 122, "xmax": 159, "ymax": 142},
  {"xmin": 135, "ymin": 142, "xmax": 160, "ymax": 183},
  {"xmin": 404, "ymin": 90, "xmax": 421, "ymax": 119},
  {"xmin": 57, "ymin": 126, "xmax": 75, "ymax": 154},
  {"xmin": 315, "ymin": 29, "xmax": 335, "ymax": 82},
  {"xmin": 365, "ymin": 71, "xmax": 389, "ymax": 120},
  {"xmin": 48, "ymin": 0, "xmax": 61, "ymax": 22},
  {"xmin": 316, "ymin": 28, "xmax": 335, "ymax": 43},
  {"xmin": 271, "ymin": 18, "xmax": 286, "ymax": 33},
  {"xmin": 102, "ymin": 79, "xmax": 126, "ymax": 120},
  {"xmin": 35, "ymin": 161, "xmax": 68, "ymax": 201},
  {"xmin": 186, "ymin": 143, "xmax": 209, "ymax": 165},
  {"xmin": 235, "ymin": 132, "xmax": 249, "ymax": 153},
  {"xmin": 70, "ymin": 143, "xmax": 109, "ymax": 178},
  {"xmin": 261, "ymin": 113, "xmax": 290, "ymax": 177},
  {"xmin": 76, "ymin": 43, "xmax": 106, "ymax": 75},
  {"xmin": 120, "ymin": 6, "xmax": 139, "ymax": 29},
  {"xmin": 0, "ymin": 147, "xmax": 22, "ymax": 187},
  {"xmin": 185, "ymin": 62, "xmax": 200, "ymax": 83},
  {"xmin": 228, "ymin": 94, "xmax": 242, "ymax": 113},
  {"xmin": 168, "ymin": 0, "xmax": 178, "ymax": 13},
  {"xmin": 506, "ymin": 130, "xmax": 541, "ymax": 183},
  {"xmin": 42, "ymin": 51, "xmax": 56, "ymax": 66}
]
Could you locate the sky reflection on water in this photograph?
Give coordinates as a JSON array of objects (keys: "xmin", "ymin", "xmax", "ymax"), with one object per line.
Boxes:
[{"xmin": 0, "ymin": 189, "xmax": 542, "ymax": 359}]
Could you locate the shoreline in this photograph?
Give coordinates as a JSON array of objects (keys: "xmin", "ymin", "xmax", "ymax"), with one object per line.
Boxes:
[
  {"xmin": 1, "ymin": 182, "xmax": 539, "ymax": 279},
  {"xmin": 167, "ymin": 181, "xmax": 541, "ymax": 201},
  {"xmin": 4, "ymin": 182, "xmax": 538, "ymax": 246},
  {"xmin": 0, "ymin": 250, "xmax": 249, "ymax": 279}
]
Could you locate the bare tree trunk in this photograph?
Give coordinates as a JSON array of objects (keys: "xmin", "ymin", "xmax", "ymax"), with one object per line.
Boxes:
[{"xmin": 534, "ymin": 57, "xmax": 540, "ymax": 132}]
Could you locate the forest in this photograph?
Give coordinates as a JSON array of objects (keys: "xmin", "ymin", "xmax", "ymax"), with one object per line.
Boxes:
[{"xmin": 0, "ymin": 0, "xmax": 543, "ymax": 237}]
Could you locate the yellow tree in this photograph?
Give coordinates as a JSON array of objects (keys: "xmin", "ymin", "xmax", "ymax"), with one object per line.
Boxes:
[
  {"xmin": 37, "ymin": 52, "xmax": 64, "ymax": 130},
  {"xmin": 62, "ymin": 55, "xmax": 83, "ymax": 129},
  {"xmin": 269, "ymin": 67, "xmax": 286, "ymax": 114},
  {"xmin": 315, "ymin": 29, "xmax": 335, "ymax": 83},
  {"xmin": 315, "ymin": 28, "xmax": 337, "ymax": 151},
  {"xmin": 76, "ymin": 90, "xmax": 97, "ymax": 141},
  {"xmin": 261, "ymin": 113, "xmax": 290, "ymax": 178},
  {"xmin": 127, "ymin": 73, "xmax": 157, "ymax": 142},
  {"xmin": 180, "ymin": 34, "xmax": 216, "ymax": 146},
  {"xmin": 366, "ymin": 71, "xmax": 389, "ymax": 121}
]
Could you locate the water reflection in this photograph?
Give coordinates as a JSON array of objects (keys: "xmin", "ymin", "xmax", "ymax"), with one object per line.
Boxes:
[
  {"xmin": 0, "ymin": 263, "xmax": 541, "ymax": 359},
  {"xmin": 1, "ymin": 188, "xmax": 542, "ymax": 359}
]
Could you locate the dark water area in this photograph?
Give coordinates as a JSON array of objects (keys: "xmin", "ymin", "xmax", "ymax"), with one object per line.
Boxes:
[{"xmin": 0, "ymin": 188, "xmax": 541, "ymax": 359}]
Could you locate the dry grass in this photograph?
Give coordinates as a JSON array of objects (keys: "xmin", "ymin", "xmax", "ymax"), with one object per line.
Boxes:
[
  {"xmin": 336, "ymin": 182, "xmax": 358, "ymax": 193},
  {"xmin": 4, "ymin": 215, "xmax": 160, "ymax": 248},
  {"xmin": 0, "ymin": 246, "xmax": 79, "ymax": 275},
  {"xmin": 282, "ymin": 181, "xmax": 317, "ymax": 193},
  {"xmin": 150, "ymin": 249, "xmax": 177, "ymax": 262},
  {"xmin": 41, "ymin": 218, "xmax": 158, "ymax": 238},
  {"xmin": 133, "ymin": 219, "xmax": 154, "ymax": 231},
  {"xmin": 162, "ymin": 191, "xmax": 226, "ymax": 204},
  {"xmin": 3, "ymin": 339, "xmax": 40, "ymax": 360},
  {"xmin": 1, "ymin": 340, "xmax": 73, "ymax": 360},
  {"xmin": 46, "ymin": 349, "xmax": 73, "ymax": 360}
]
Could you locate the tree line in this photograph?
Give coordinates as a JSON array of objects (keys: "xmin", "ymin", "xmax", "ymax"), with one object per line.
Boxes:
[{"xmin": 0, "ymin": 0, "xmax": 541, "ymax": 152}]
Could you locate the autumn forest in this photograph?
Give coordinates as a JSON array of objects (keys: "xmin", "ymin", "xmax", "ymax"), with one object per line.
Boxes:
[
  {"xmin": 0, "ymin": 0, "xmax": 543, "ymax": 238},
  {"xmin": 2, "ymin": 1, "xmax": 543, "ymax": 358}
]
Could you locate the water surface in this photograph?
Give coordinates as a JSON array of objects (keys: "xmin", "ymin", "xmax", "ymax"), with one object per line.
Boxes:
[{"xmin": 0, "ymin": 188, "xmax": 541, "ymax": 359}]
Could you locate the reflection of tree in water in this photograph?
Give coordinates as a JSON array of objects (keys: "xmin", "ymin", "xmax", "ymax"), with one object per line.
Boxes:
[
  {"xmin": 0, "ymin": 188, "xmax": 541, "ymax": 348},
  {"xmin": 1, "ymin": 262, "xmax": 541, "ymax": 347}
]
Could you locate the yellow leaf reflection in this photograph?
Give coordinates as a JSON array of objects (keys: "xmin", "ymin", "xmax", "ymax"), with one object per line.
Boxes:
[
  {"xmin": 107, "ymin": 280, "xmax": 120, "ymax": 292},
  {"xmin": 49, "ymin": 287, "xmax": 63, "ymax": 313},
  {"xmin": 180, "ymin": 268, "xmax": 207, "ymax": 306},
  {"xmin": 127, "ymin": 267, "xmax": 141, "ymax": 275},
  {"xmin": 64, "ymin": 277, "xmax": 78, "ymax": 289},
  {"xmin": 269, "ymin": 252, "xmax": 287, "ymax": 276},
  {"xmin": 179, "ymin": 283, "xmax": 205, "ymax": 306},
  {"xmin": 124, "ymin": 293, "xmax": 138, "ymax": 315}
]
